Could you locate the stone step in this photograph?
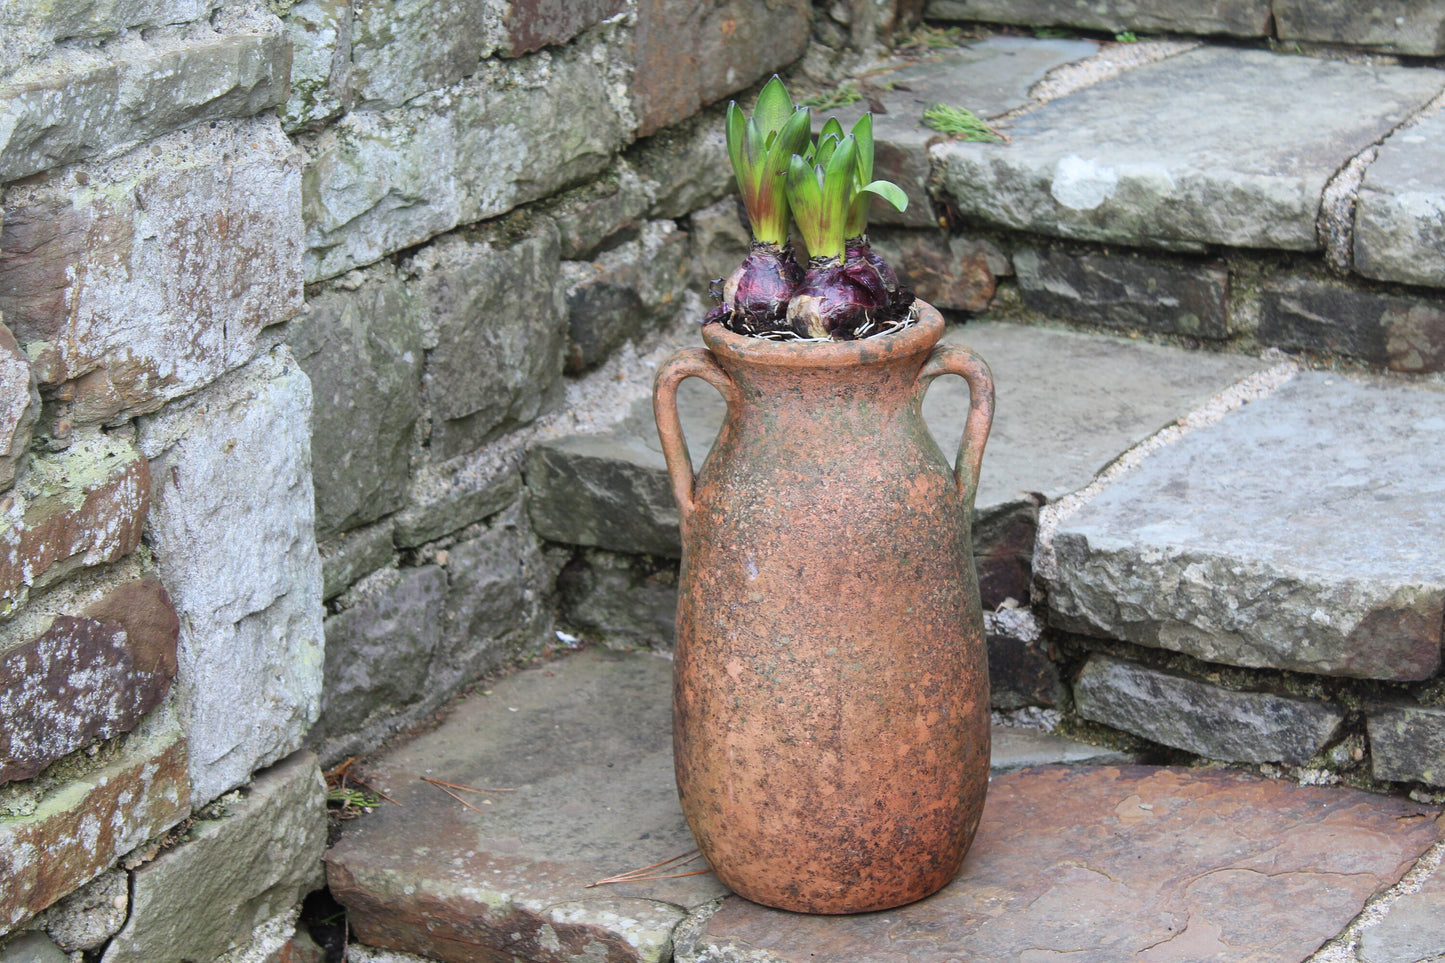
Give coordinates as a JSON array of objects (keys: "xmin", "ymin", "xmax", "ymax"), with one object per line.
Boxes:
[{"xmin": 326, "ymin": 649, "xmax": 1445, "ymax": 963}]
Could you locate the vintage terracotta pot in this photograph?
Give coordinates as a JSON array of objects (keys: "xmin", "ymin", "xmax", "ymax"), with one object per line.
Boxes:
[{"xmin": 652, "ymin": 302, "xmax": 994, "ymax": 914}]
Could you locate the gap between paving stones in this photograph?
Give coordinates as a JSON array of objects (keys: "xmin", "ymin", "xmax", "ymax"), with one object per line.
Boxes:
[{"xmin": 1307, "ymin": 837, "xmax": 1445, "ymax": 962}]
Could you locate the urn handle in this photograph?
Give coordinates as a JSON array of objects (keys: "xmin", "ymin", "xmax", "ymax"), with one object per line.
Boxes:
[
  {"xmin": 917, "ymin": 343, "xmax": 995, "ymax": 511},
  {"xmin": 653, "ymin": 347, "xmax": 737, "ymax": 529}
]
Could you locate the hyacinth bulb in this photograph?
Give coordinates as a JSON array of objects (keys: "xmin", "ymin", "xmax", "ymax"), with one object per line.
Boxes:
[
  {"xmin": 705, "ymin": 241, "xmax": 804, "ymax": 334},
  {"xmin": 786, "ymin": 257, "xmax": 889, "ymax": 340}
]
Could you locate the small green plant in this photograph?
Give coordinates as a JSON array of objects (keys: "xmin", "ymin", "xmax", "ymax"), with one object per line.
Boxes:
[
  {"xmin": 1033, "ymin": 26, "xmax": 1075, "ymax": 39},
  {"xmin": 1114, "ymin": 30, "xmax": 1139, "ymax": 42},
  {"xmin": 799, "ymin": 84, "xmax": 862, "ymax": 111},
  {"xmin": 327, "ymin": 786, "xmax": 379, "ymax": 812},
  {"xmin": 921, "ymin": 104, "xmax": 1004, "ymax": 142}
]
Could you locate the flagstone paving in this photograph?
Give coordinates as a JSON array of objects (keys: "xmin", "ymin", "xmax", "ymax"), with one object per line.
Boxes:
[{"xmin": 327, "ymin": 649, "xmax": 1444, "ymax": 963}]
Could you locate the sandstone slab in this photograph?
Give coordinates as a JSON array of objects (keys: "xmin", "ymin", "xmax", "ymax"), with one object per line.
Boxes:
[
  {"xmin": 1368, "ymin": 704, "xmax": 1445, "ymax": 787},
  {"xmin": 102, "ymin": 751, "xmax": 326, "ymax": 963},
  {"xmin": 138, "ymin": 348, "xmax": 325, "ymax": 805},
  {"xmin": 0, "ymin": 118, "xmax": 304, "ymax": 426},
  {"xmin": 0, "ymin": 707, "xmax": 189, "ymax": 933},
  {"xmin": 1074, "ymin": 655, "xmax": 1345, "ymax": 764},
  {"xmin": 679, "ymin": 765, "xmax": 1442, "ymax": 963},
  {"xmin": 925, "ymin": 0, "xmax": 1271, "ymax": 35},
  {"xmin": 326, "ymin": 648, "xmax": 729, "ymax": 963},
  {"xmin": 932, "ymin": 47, "xmax": 1444, "ymax": 251},
  {"xmin": 0, "ymin": 579, "xmax": 178, "ymax": 785},
  {"xmin": 1259, "ymin": 274, "xmax": 1445, "ymax": 373},
  {"xmin": 292, "ymin": 265, "xmax": 424, "ymax": 539},
  {"xmin": 0, "ymin": 433, "xmax": 150, "ymax": 612},
  {"xmin": 0, "ymin": 10, "xmax": 290, "ymax": 181},
  {"xmin": 1015, "ymin": 244, "xmax": 1231, "ymax": 339},
  {"xmin": 826, "ymin": 36, "xmax": 1099, "ymax": 229},
  {"xmin": 1046, "ymin": 371, "xmax": 1445, "ymax": 681},
  {"xmin": 302, "ymin": 28, "xmax": 630, "ymax": 280},
  {"xmin": 1358, "ymin": 865, "xmax": 1445, "ymax": 963},
  {"xmin": 1355, "ymin": 110, "xmax": 1445, "ymax": 290},
  {"xmin": 1276, "ymin": 0, "xmax": 1445, "ymax": 55}
]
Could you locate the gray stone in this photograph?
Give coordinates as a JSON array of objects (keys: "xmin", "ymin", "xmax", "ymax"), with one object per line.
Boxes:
[
  {"xmin": 301, "ymin": 25, "xmax": 631, "ymax": 280},
  {"xmin": 392, "ymin": 463, "xmax": 522, "ymax": 549},
  {"xmin": 1276, "ymin": 0, "xmax": 1445, "ymax": 55},
  {"xmin": 627, "ymin": 106, "xmax": 732, "ymax": 221},
  {"xmin": 564, "ymin": 220, "xmax": 691, "ymax": 373},
  {"xmin": 869, "ymin": 230, "xmax": 1007, "ymax": 314},
  {"xmin": 687, "ymin": 198, "xmax": 751, "ymax": 288},
  {"xmin": 828, "ymin": 36, "xmax": 1100, "ymax": 230},
  {"xmin": 1259, "ymin": 274, "xmax": 1445, "ymax": 373},
  {"xmin": 137, "ymin": 349, "xmax": 325, "ymax": 805},
  {"xmin": 932, "ymin": 47, "xmax": 1445, "ymax": 252},
  {"xmin": 0, "ymin": 933, "xmax": 67, "ymax": 963},
  {"xmin": 558, "ymin": 549, "xmax": 680, "ymax": 648},
  {"xmin": 313, "ymin": 566, "xmax": 446, "ymax": 745},
  {"xmin": 292, "ymin": 268, "xmax": 425, "ymax": 538},
  {"xmin": 1074, "ymin": 655, "xmax": 1345, "ymax": 764},
  {"xmin": 985, "ymin": 607, "xmax": 1061, "ymax": 709},
  {"xmin": 1369, "ymin": 704, "xmax": 1445, "ymax": 787},
  {"xmin": 1046, "ymin": 371, "xmax": 1445, "ymax": 682},
  {"xmin": 494, "ymin": 0, "xmax": 627, "ymax": 58},
  {"xmin": 0, "ymin": 9, "xmax": 291, "ymax": 181},
  {"xmin": 0, "ymin": 1, "xmax": 216, "ymax": 78},
  {"xmin": 0, "ymin": 118, "xmax": 304, "ymax": 427},
  {"xmin": 0, "ymin": 321, "xmax": 37, "ymax": 491},
  {"xmin": 1356, "ymin": 110, "xmax": 1445, "ymax": 290},
  {"xmin": 350, "ymin": 0, "xmax": 496, "ymax": 108},
  {"xmin": 325, "ymin": 648, "xmax": 727, "ymax": 963},
  {"xmin": 1015, "ymin": 245, "xmax": 1231, "ymax": 339},
  {"xmin": 321, "ymin": 521, "xmax": 396, "ymax": 602},
  {"xmin": 102, "ymin": 751, "xmax": 327, "ymax": 963},
  {"xmin": 1358, "ymin": 868, "xmax": 1445, "ymax": 963},
  {"xmin": 990, "ymin": 726, "xmax": 1140, "ymax": 771},
  {"xmin": 925, "ymin": 0, "xmax": 1271, "ymax": 35},
  {"xmin": 41, "ymin": 870, "xmax": 127, "ymax": 952},
  {"xmin": 412, "ymin": 224, "xmax": 567, "ymax": 459},
  {"xmin": 278, "ymin": 0, "xmax": 353, "ymax": 132},
  {"xmin": 545, "ymin": 165, "xmax": 652, "ymax": 260}
]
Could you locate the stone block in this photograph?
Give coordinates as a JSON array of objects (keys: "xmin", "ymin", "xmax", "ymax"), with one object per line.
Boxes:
[
  {"xmin": 985, "ymin": 607, "xmax": 1060, "ymax": 709},
  {"xmin": 557, "ymin": 549, "xmax": 680, "ymax": 648},
  {"xmin": 1276, "ymin": 0, "xmax": 1445, "ymax": 55},
  {"xmin": 627, "ymin": 106, "xmax": 732, "ymax": 220},
  {"xmin": 869, "ymin": 228, "xmax": 1004, "ymax": 314},
  {"xmin": 1355, "ymin": 110, "xmax": 1445, "ymax": 290},
  {"xmin": 1358, "ymin": 867, "xmax": 1445, "ymax": 963},
  {"xmin": 0, "ymin": 9, "xmax": 290, "ymax": 181},
  {"xmin": 0, "ymin": 433, "xmax": 150, "ymax": 612},
  {"xmin": 1046, "ymin": 372, "xmax": 1445, "ymax": 681},
  {"xmin": 0, "ymin": 1, "xmax": 216, "ymax": 78},
  {"xmin": 392, "ymin": 463, "xmax": 522, "ymax": 549},
  {"xmin": 1015, "ymin": 245, "xmax": 1231, "ymax": 339},
  {"xmin": 0, "ymin": 320, "xmax": 38, "ymax": 491},
  {"xmin": 497, "ymin": 0, "xmax": 627, "ymax": 57},
  {"xmin": 687, "ymin": 197, "xmax": 751, "ymax": 287},
  {"xmin": 1259, "ymin": 274, "xmax": 1445, "ymax": 373},
  {"xmin": 0, "ymin": 118, "xmax": 304, "ymax": 426},
  {"xmin": 350, "ymin": 0, "xmax": 496, "ymax": 108},
  {"xmin": 989, "ymin": 727, "xmax": 1139, "ymax": 771},
  {"xmin": 632, "ymin": 0, "xmax": 811, "ymax": 137},
  {"xmin": 932, "ymin": 47, "xmax": 1444, "ymax": 251},
  {"xmin": 278, "ymin": 0, "xmax": 353, "ymax": 132},
  {"xmin": 40, "ymin": 870, "xmax": 127, "ymax": 953},
  {"xmin": 826, "ymin": 37, "xmax": 1099, "ymax": 230},
  {"xmin": 102, "ymin": 751, "xmax": 328, "ymax": 963},
  {"xmin": 1074, "ymin": 655, "xmax": 1345, "ymax": 764},
  {"xmin": 313, "ymin": 566, "xmax": 447, "ymax": 744},
  {"xmin": 544, "ymin": 165, "xmax": 652, "ymax": 260},
  {"xmin": 138, "ymin": 349, "xmax": 325, "ymax": 805},
  {"xmin": 291, "ymin": 268, "xmax": 425, "ymax": 539},
  {"xmin": 924, "ymin": 0, "xmax": 1271, "ymax": 35},
  {"xmin": 0, "ymin": 708, "xmax": 189, "ymax": 933},
  {"xmin": 413, "ymin": 225, "xmax": 568, "ymax": 459},
  {"xmin": 301, "ymin": 28, "xmax": 631, "ymax": 280},
  {"xmin": 320, "ymin": 521, "xmax": 395, "ymax": 601},
  {"xmin": 564, "ymin": 220, "xmax": 691, "ymax": 373},
  {"xmin": 0, "ymin": 933, "xmax": 67, "ymax": 963},
  {"xmin": 1368, "ymin": 703, "xmax": 1445, "ymax": 786},
  {"xmin": 0, "ymin": 579, "xmax": 178, "ymax": 785}
]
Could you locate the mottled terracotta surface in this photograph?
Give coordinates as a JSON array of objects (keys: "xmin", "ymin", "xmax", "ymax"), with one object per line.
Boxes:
[
  {"xmin": 687, "ymin": 765, "xmax": 1444, "ymax": 962},
  {"xmin": 654, "ymin": 304, "xmax": 995, "ymax": 913}
]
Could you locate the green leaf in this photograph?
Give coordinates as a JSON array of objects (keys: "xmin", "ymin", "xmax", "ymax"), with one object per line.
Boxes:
[
  {"xmin": 823, "ymin": 135, "xmax": 857, "ymax": 207},
  {"xmin": 725, "ymin": 102, "xmax": 747, "ymax": 190},
  {"xmin": 860, "ymin": 179, "xmax": 908, "ymax": 212},
  {"xmin": 819, "ymin": 116, "xmax": 845, "ymax": 145},
  {"xmin": 850, "ymin": 113, "xmax": 874, "ymax": 185},
  {"xmin": 786, "ymin": 153, "xmax": 825, "ymax": 255},
  {"xmin": 753, "ymin": 75, "xmax": 793, "ymax": 137},
  {"xmin": 814, "ymin": 131, "xmax": 839, "ymax": 170}
]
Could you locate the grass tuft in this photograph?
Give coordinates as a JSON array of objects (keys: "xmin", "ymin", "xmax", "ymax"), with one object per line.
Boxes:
[
  {"xmin": 799, "ymin": 84, "xmax": 862, "ymax": 111},
  {"xmin": 1114, "ymin": 30, "xmax": 1139, "ymax": 42},
  {"xmin": 921, "ymin": 104, "xmax": 1004, "ymax": 142}
]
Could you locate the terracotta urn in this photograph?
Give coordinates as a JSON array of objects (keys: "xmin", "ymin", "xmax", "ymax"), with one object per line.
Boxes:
[{"xmin": 652, "ymin": 302, "xmax": 994, "ymax": 914}]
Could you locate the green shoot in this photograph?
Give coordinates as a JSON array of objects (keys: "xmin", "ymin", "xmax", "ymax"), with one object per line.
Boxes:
[
  {"xmin": 842, "ymin": 113, "xmax": 907, "ymax": 238},
  {"xmin": 725, "ymin": 76, "xmax": 812, "ymax": 246},
  {"xmin": 921, "ymin": 104, "xmax": 1004, "ymax": 142},
  {"xmin": 787, "ymin": 135, "xmax": 858, "ymax": 262}
]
